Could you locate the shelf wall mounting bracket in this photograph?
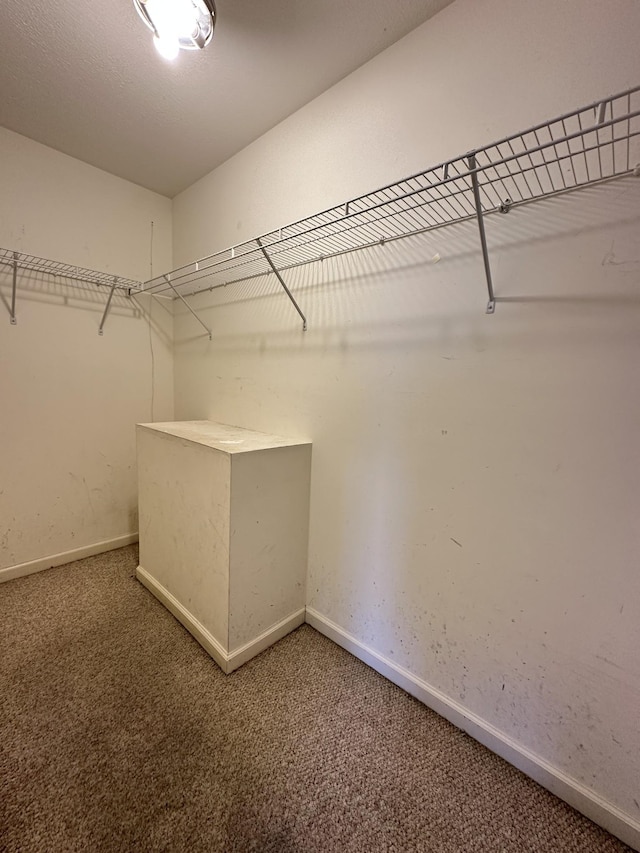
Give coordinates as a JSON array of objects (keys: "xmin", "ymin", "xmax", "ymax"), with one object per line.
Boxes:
[
  {"xmin": 98, "ymin": 277, "xmax": 119, "ymax": 335},
  {"xmin": 10, "ymin": 251, "xmax": 18, "ymax": 325},
  {"xmin": 596, "ymin": 101, "xmax": 607, "ymax": 124},
  {"xmin": 257, "ymin": 238, "xmax": 308, "ymax": 331},
  {"xmin": 468, "ymin": 152, "xmax": 496, "ymax": 314},
  {"xmin": 163, "ymin": 274, "xmax": 212, "ymax": 340}
]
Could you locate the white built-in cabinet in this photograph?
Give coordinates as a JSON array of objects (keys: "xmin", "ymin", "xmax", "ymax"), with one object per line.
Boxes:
[{"xmin": 136, "ymin": 421, "xmax": 312, "ymax": 672}]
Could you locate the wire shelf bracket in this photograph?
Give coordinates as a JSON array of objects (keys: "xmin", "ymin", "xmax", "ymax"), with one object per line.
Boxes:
[
  {"xmin": 468, "ymin": 152, "xmax": 496, "ymax": 314},
  {"xmin": 163, "ymin": 274, "xmax": 212, "ymax": 340},
  {"xmin": 9, "ymin": 251, "xmax": 18, "ymax": 325},
  {"xmin": 257, "ymin": 238, "xmax": 307, "ymax": 331},
  {"xmin": 98, "ymin": 277, "xmax": 119, "ymax": 336},
  {"xmin": 0, "ymin": 250, "xmax": 20, "ymax": 325},
  {"xmin": 140, "ymin": 84, "xmax": 640, "ymax": 322}
]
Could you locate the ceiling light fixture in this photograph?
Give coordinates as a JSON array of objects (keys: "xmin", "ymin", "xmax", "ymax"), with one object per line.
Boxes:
[{"xmin": 134, "ymin": 0, "xmax": 216, "ymax": 60}]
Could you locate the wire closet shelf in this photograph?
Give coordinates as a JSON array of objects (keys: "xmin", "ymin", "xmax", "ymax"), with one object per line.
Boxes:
[
  {"xmin": 142, "ymin": 84, "xmax": 640, "ymax": 323},
  {"xmin": 2, "ymin": 86, "xmax": 639, "ymax": 333},
  {"xmin": 0, "ymin": 248, "xmax": 142, "ymax": 331}
]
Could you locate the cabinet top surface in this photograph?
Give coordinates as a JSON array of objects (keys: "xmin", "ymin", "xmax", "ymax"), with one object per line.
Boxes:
[{"xmin": 137, "ymin": 420, "xmax": 311, "ymax": 454}]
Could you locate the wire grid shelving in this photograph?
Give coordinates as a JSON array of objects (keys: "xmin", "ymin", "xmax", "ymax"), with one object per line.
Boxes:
[
  {"xmin": 143, "ymin": 84, "xmax": 640, "ymax": 326},
  {"xmin": 0, "ymin": 248, "xmax": 143, "ymax": 331},
  {"xmin": 2, "ymin": 86, "xmax": 639, "ymax": 333}
]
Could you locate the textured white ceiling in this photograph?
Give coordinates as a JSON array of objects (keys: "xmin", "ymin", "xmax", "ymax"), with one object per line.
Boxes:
[{"xmin": 0, "ymin": 0, "xmax": 453, "ymax": 197}]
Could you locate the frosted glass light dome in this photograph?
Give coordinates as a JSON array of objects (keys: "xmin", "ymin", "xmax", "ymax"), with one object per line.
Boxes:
[{"xmin": 134, "ymin": 0, "xmax": 216, "ymax": 58}]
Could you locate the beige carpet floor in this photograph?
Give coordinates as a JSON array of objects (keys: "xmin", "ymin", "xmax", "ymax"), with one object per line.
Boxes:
[{"xmin": 0, "ymin": 545, "xmax": 632, "ymax": 852}]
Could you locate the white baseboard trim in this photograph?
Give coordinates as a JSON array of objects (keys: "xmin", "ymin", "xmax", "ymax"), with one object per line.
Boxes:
[
  {"xmin": 227, "ymin": 608, "xmax": 306, "ymax": 673},
  {"xmin": 0, "ymin": 534, "xmax": 139, "ymax": 584},
  {"xmin": 136, "ymin": 565, "xmax": 304, "ymax": 674},
  {"xmin": 305, "ymin": 607, "xmax": 640, "ymax": 852},
  {"xmin": 136, "ymin": 565, "xmax": 229, "ymax": 672}
]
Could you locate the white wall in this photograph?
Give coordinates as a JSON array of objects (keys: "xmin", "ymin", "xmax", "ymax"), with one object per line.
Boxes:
[
  {"xmin": 0, "ymin": 128, "xmax": 173, "ymax": 577},
  {"xmin": 171, "ymin": 0, "xmax": 640, "ymax": 845}
]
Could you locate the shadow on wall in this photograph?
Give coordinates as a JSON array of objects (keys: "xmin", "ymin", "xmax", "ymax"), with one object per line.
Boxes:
[
  {"xmin": 0, "ymin": 267, "xmax": 138, "ymax": 317},
  {"xmin": 172, "ymin": 179, "xmax": 640, "ymax": 349},
  {"xmin": 170, "ymin": 178, "xmax": 640, "ymax": 348},
  {"xmin": 0, "ymin": 268, "xmax": 174, "ymax": 347}
]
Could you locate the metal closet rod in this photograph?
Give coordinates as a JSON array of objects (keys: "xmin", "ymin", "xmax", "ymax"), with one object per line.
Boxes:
[{"xmin": 142, "ymin": 83, "xmax": 640, "ymax": 321}]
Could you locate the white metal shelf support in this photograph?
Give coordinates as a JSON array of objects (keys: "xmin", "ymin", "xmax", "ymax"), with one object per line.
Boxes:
[
  {"xmin": 10, "ymin": 251, "xmax": 18, "ymax": 325},
  {"xmin": 257, "ymin": 238, "xmax": 307, "ymax": 331},
  {"xmin": 98, "ymin": 277, "xmax": 119, "ymax": 335},
  {"xmin": 0, "ymin": 250, "xmax": 19, "ymax": 324},
  {"xmin": 468, "ymin": 152, "xmax": 496, "ymax": 314},
  {"xmin": 163, "ymin": 274, "xmax": 212, "ymax": 340}
]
